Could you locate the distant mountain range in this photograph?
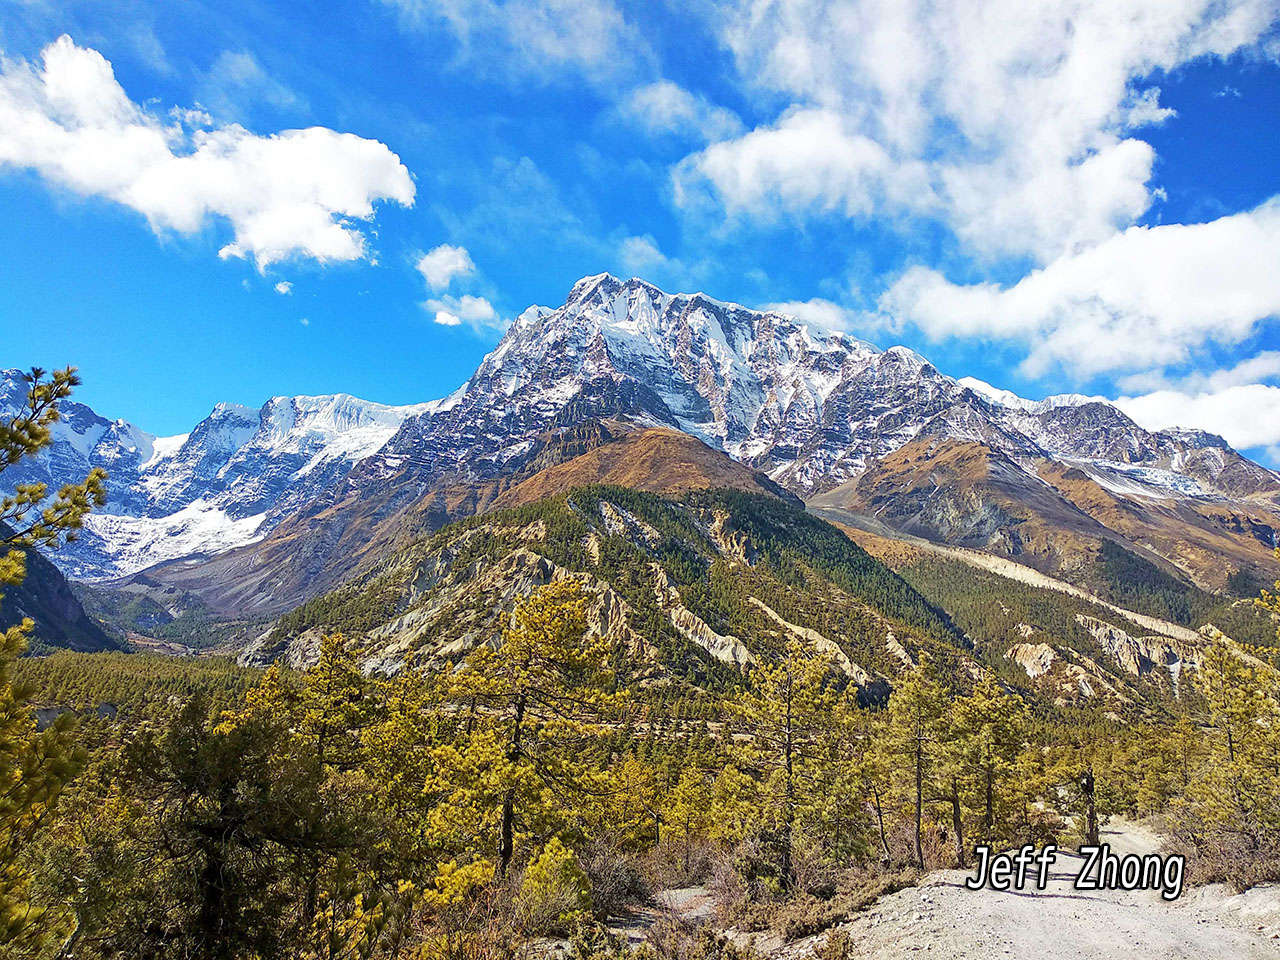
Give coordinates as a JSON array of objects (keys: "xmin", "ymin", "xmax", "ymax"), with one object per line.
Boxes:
[
  {"xmin": 0, "ymin": 372, "xmax": 432, "ymax": 580},
  {"xmin": 8, "ymin": 274, "xmax": 1280, "ymax": 636}
]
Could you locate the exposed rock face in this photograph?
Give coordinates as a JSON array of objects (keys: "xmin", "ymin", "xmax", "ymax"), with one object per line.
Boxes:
[
  {"xmin": 1007, "ymin": 642, "xmax": 1057, "ymax": 679},
  {"xmin": 247, "ymin": 488, "xmax": 950, "ymax": 687},
  {"xmin": 244, "ymin": 542, "xmax": 655, "ymax": 672},
  {"xmin": 811, "ymin": 437, "xmax": 1280, "ymax": 593},
  {"xmin": 1075, "ymin": 614, "xmax": 1200, "ymax": 692},
  {"xmin": 1003, "ymin": 641, "xmax": 1133, "ymax": 704},
  {"xmin": 747, "ymin": 596, "xmax": 871, "ymax": 684},
  {"xmin": 653, "ymin": 564, "xmax": 753, "ymax": 666}
]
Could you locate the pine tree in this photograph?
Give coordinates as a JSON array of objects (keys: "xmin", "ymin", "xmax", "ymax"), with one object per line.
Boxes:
[
  {"xmin": 880, "ymin": 659, "xmax": 949, "ymax": 869},
  {"xmin": 596, "ymin": 753, "xmax": 661, "ymax": 848},
  {"xmin": 663, "ymin": 766, "xmax": 712, "ymax": 873},
  {"xmin": 950, "ymin": 676, "xmax": 1030, "ymax": 850},
  {"xmin": 0, "ymin": 367, "xmax": 105, "ymax": 951},
  {"xmin": 1190, "ymin": 637, "xmax": 1280, "ymax": 849},
  {"xmin": 446, "ymin": 580, "xmax": 622, "ymax": 877},
  {"xmin": 729, "ymin": 640, "xmax": 835, "ymax": 889}
]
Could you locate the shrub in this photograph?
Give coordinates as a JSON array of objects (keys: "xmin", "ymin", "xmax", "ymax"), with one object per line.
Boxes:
[
  {"xmin": 1168, "ymin": 818, "xmax": 1280, "ymax": 891},
  {"xmin": 812, "ymin": 930, "xmax": 854, "ymax": 960},
  {"xmin": 516, "ymin": 838, "xmax": 593, "ymax": 935},
  {"xmin": 773, "ymin": 867, "xmax": 919, "ymax": 940},
  {"xmin": 579, "ymin": 838, "xmax": 650, "ymax": 918},
  {"xmin": 644, "ymin": 836, "xmax": 717, "ymax": 890},
  {"xmin": 645, "ymin": 915, "xmax": 758, "ymax": 960}
]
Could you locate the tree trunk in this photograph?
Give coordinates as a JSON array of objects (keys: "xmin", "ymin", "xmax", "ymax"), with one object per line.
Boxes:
[
  {"xmin": 871, "ymin": 782, "xmax": 891, "ymax": 863},
  {"xmin": 781, "ymin": 680, "xmax": 795, "ymax": 890},
  {"xmin": 498, "ymin": 693, "xmax": 526, "ymax": 878},
  {"xmin": 683, "ymin": 818, "xmax": 691, "ymax": 874},
  {"xmin": 198, "ymin": 843, "xmax": 231, "ymax": 960},
  {"xmin": 498, "ymin": 790, "xmax": 515, "ymax": 879},
  {"xmin": 52, "ymin": 915, "xmax": 82, "ymax": 960},
  {"xmin": 303, "ymin": 854, "xmax": 319, "ymax": 936},
  {"xmin": 951, "ymin": 777, "xmax": 965, "ymax": 868},
  {"xmin": 914, "ymin": 729, "xmax": 925, "ymax": 870},
  {"xmin": 984, "ymin": 768, "xmax": 994, "ymax": 844},
  {"xmin": 1081, "ymin": 768, "xmax": 1099, "ymax": 847}
]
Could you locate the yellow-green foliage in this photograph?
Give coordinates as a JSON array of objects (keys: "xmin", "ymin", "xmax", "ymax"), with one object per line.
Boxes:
[{"xmin": 516, "ymin": 838, "xmax": 592, "ymax": 935}]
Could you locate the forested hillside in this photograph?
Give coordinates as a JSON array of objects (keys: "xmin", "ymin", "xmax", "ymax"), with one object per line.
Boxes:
[
  {"xmin": 0, "ymin": 536, "xmax": 119, "ymax": 655},
  {"xmin": 253, "ymin": 485, "xmax": 964, "ymax": 690}
]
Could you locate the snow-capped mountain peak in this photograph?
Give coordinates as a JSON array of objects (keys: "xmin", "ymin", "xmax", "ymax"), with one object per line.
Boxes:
[
  {"xmin": 0, "ymin": 369, "xmax": 434, "ymax": 580},
  {"xmin": 958, "ymin": 376, "xmax": 1106, "ymax": 414},
  {"xmin": 365, "ymin": 276, "xmax": 1277, "ymax": 503}
]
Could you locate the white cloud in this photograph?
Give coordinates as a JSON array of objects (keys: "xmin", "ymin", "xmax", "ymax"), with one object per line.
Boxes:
[
  {"xmin": 416, "ymin": 243, "xmax": 475, "ymax": 291},
  {"xmin": 621, "ymin": 81, "xmax": 742, "ymax": 142},
  {"xmin": 274, "ymin": 280, "xmax": 293, "ymax": 294},
  {"xmin": 680, "ymin": 108, "xmax": 923, "ymax": 219},
  {"xmin": 1116, "ymin": 384, "xmax": 1280, "ymax": 451},
  {"xmin": 682, "ymin": 0, "xmax": 1276, "ymax": 262},
  {"xmin": 765, "ymin": 297, "xmax": 857, "ymax": 333},
  {"xmin": 203, "ymin": 50, "xmax": 305, "ymax": 119},
  {"xmin": 1118, "ymin": 351, "xmax": 1280, "ymax": 394},
  {"xmin": 878, "ymin": 198, "xmax": 1280, "ymax": 378},
  {"xmin": 618, "ymin": 234, "xmax": 670, "ymax": 273},
  {"xmin": 425, "ymin": 293, "xmax": 503, "ymax": 331},
  {"xmin": 0, "ymin": 36, "xmax": 415, "ymax": 268},
  {"xmin": 382, "ymin": 0, "xmax": 651, "ymax": 84},
  {"xmin": 615, "ymin": 233, "xmax": 713, "ymax": 291}
]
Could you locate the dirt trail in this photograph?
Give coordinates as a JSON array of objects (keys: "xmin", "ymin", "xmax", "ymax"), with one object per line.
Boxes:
[{"xmin": 770, "ymin": 821, "xmax": 1280, "ymax": 960}]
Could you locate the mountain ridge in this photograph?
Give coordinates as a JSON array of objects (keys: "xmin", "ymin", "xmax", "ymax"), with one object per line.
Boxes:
[{"xmin": 11, "ymin": 274, "xmax": 1280, "ymax": 618}]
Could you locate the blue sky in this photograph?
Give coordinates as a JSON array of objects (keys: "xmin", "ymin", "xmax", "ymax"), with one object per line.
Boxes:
[{"xmin": 2, "ymin": 0, "xmax": 1280, "ymax": 463}]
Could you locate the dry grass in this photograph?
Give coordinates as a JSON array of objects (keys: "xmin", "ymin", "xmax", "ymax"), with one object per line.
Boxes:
[{"xmin": 490, "ymin": 429, "xmax": 782, "ymax": 510}]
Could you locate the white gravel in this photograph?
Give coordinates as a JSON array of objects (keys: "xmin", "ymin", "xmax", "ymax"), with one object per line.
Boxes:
[{"xmin": 780, "ymin": 822, "xmax": 1280, "ymax": 960}]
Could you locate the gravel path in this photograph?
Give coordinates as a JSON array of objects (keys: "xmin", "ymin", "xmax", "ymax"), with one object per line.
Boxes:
[{"xmin": 779, "ymin": 822, "xmax": 1280, "ymax": 960}]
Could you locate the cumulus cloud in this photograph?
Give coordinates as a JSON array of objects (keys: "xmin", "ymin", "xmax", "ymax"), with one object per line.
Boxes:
[
  {"xmin": 274, "ymin": 280, "xmax": 293, "ymax": 294},
  {"xmin": 416, "ymin": 243, "xmax": 475, "ymax": 291},
  {"xmin": 1118, "ymin": 351, "xmax": 1280, "ymax": 394},
  {"xmin": 1116, "ymin": 384, "xmax": 1280, "ymax": 452},
  {"xmin": 878, "ymin": 198, "xmax": 1280, "ymax": 378},
  {"xmin": 680, "ymin": 108, "xmax": 922, "ymax": 219},
  {"xmin": 425, "ymin": 293, "xmax": 503, "ymax": 331},
  {"xmin": 0, "ymin": 36, "xmax": 414, "ymax": 268},
  {"xmin": 621, "ymin": 81, "xmax": 742, "ymax": 142},
  {"xmin": 765, "ymin": 297, "xmax": 857, "ymax": 333},
  {"xmin": 681, "ymin": 0, "xmax": 1276, "ymax": 262},
  {"xmin": 382, "ymin": 0, "xmax": 651, "ymax": 85},
  {"xmin": 618, "ymin": 234, "xmax": 672, "ymax": 273}
]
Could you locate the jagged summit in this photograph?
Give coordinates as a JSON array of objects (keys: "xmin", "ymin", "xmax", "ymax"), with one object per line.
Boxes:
[
  {"xmin": 361, "ymin": 275, "xmax": 1273, "ymax": 503},
  {"xmin": 553, "ymin": 273, "xmax": 878, "ymax": 347}
]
